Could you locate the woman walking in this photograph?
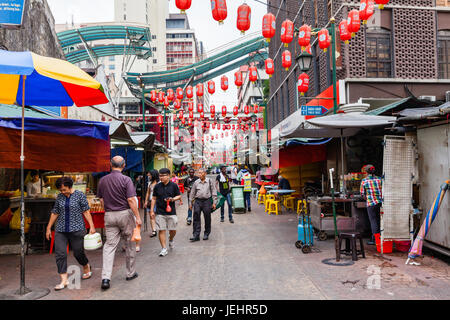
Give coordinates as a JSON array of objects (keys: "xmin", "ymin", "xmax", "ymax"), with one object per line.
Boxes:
[
  {"xmin": 144, "ymin": 170, "xmax": 160, "ymax": 238},
  {"xmin": 46, "ymin": 177, "xmax": 96, "ymax": 290}
]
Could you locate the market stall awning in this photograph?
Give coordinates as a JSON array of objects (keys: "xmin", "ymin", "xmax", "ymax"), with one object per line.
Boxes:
[
  {"xmin": 271, "ymin": 81, "xmax": 343, "ymax": 140},
  {"xmin": 109, "ymin": 120, "xmax": 132, "ymax": 142},
  {"xmin": 306, "ymin": 113, "xmax": 396, "ymax": 128},
  {"xmin": 0, "ymin": 103, "xmax": 56, "ymax": 119},
  {"xmin": 0, "ymin": 117, "xmax": 110, "ymax": 172}
]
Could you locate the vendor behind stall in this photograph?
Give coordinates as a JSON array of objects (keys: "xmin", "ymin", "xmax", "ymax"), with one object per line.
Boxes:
[
  {"xmin": 360, "ymin": 164, "xmax": 383, "ymax": 245},
  {"xmin": 26, "ymin": 170, "xmax": 41, "ymax": 196},
  {"xmin": 278, "ymin": 175, "xmax": 291, "ymax": 190}
]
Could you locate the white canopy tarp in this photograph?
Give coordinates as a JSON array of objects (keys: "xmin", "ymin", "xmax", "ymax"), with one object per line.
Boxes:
[{"xmin": 306, "ymin": 113, "xmax": 396, "ymax": 129}]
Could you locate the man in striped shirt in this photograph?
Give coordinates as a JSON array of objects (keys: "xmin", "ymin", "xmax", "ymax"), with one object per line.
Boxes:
[{"xmin": 360, "ymin": 165, "xmax": 382, "ymax": 245}]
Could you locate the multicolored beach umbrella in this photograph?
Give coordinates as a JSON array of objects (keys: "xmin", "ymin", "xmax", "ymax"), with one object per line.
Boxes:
[
  {"xmin": 407, "ymin": 180, "xmax": 449, "ymax": 263},
  {"xmin": 0, "ymin": 49, "xmax": 108, "ymax": 106}
]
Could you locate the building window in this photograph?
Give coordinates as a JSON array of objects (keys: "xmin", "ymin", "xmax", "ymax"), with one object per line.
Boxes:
[
  {"xmin": 109, "ymin": 56, "xmax": 115, "ymax": 61},
  {"xmin": 366, "ymin": 27, "xmax": 392, "ymax": 78},
  {"xmin": 109, "ymin": 65, "xmax": 115, "ymax": 70},
  {"xmin": 124, "ymin": 14, "xmax": 126, "ymax": 21},
  {"xmin": 153, "ymin": 59, "xmax": 157, "ymax": 64},
  {"xmin": 438, "ymin": 30, "xmax": 450, "ymax": 79},
  {"xmin": 152, "ymin": 47, "xmax": 157, "ymax": 52},
  {"xmin": 152, "ymin": 35, "xmax": 157, "ymax": 40}
]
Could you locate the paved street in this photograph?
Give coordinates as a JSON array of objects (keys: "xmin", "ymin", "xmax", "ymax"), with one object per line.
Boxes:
[{"xmin": 0, "ymin": 191, "xmax": 449, "ymax": 300}]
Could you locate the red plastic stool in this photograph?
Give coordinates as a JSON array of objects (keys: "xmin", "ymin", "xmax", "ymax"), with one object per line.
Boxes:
[{"xmin": 49, "ymin": 231, "xmax": 69, "ymax": 254}]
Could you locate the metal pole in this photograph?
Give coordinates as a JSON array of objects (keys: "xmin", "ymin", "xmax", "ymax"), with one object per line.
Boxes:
[
  {"xmin": 330, "ymin": 17, "xmax": 338, "ymax": 115},
  {"xmin": 329, "ymin": 168, "xmax": 340, "ymax": 261},
  {"xmin": 142, "ymin": 87, "xmax": 146, "ymax": 132},
  {"xmin": 19, "ymin": 75, "xmax": 27, "ymax": 295}
]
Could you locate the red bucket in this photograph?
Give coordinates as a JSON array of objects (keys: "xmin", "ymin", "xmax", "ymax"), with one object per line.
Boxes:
[
  {"xmin": 394, "ymin": 240, "xmax": 411, "ymax": 252},
  {"xmin": 374, "ymin": 233, "xmax": 393, "ymax": 253}
]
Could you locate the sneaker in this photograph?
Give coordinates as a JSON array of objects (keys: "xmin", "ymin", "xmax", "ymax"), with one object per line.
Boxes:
[
  {"xmin": 230, "ymin": 219, "xmax": 234, "ymax": 223},
  {"xmin": 220, "ymin": 218, "xmax": 224, "ymax": 222},
  {"xmin": 169, "ymin": 240, "xmax": 174, "ymax": 249},
  {"xmin": 159, "ymin": 248, "xmax": 168, "ymax": 256}
]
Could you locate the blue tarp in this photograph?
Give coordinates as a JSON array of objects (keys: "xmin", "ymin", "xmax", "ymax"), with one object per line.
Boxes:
[
  {"xmin": 0, "ymin": 117, "xmax": 110, "ymax": 141},
  {"xmin": 111, "ymin": 147, "xmax": 143, "ymax": 172}
]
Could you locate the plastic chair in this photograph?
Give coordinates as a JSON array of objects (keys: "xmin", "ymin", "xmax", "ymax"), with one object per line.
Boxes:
[
  {"xmin": 297, "ymin": 200, "xmax": 307, "ymax": 215},
  {"xmin": 264, "ymin": 195, "xmax": 275, "ymax": 212},
  {"xmin": 284, "ymin": 197, "xmax": 296, "ymax": 211},
  {"xmin": 257, "ymin": 193, "xmax": 266, "ymax": 205},
  {"xmin": 49, "ymin": 231, "xmax": 69, "ymax": 254},
  {"xmin": 268, "ymin": 200, "xmax": 281, "ymax": 215}
]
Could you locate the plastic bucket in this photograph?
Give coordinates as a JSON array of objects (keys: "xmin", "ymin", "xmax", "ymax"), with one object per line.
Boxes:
[
  {"xmin": 374, "ymin": 233, "xmax": 393, "ymax": 253},
  {"xmin": 394, "ymin": 240, "xmax": 411, "ymax": 252}
]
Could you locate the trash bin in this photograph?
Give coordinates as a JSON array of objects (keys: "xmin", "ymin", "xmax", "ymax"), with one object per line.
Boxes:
[{"xmin": 231, "ymin": 186, "xmax": 246, "ymax": 213}]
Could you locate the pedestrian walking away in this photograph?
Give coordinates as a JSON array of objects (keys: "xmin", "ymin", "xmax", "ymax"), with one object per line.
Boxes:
[
  {"xmin": 150, "ymin": 168, "xmax": 181, "ymax": 257},
  {"xmin": 360, "ymin": 164, "xmax": 383, "ymax": 246},
  {"xmin": 216, "ymin": 166, "xmax": 234, "ymax": 223},
  {"xmin": 97, "ymin": 156, "xmax": 142, "ymax": 290},
  {"xmin": 238, "ymin": 166, "xmax": 252, "ymax": 212},
  {"xmin": 184, "ymin": 168, "xmax": 199, "ymax": 225},
  {"xmin": 190, "ymin": 168, "xmax": 217, "ymax": 241},
  {"xmin": 46, "ymin": 176, "xmax": 96, "ymax": 291},
  {"xmin": 144, "ymin": 169, "xmax": 160, "ymax": 238},
  {"xmin": 231, "ymin": 165, "xmax": 238, "ymax": 185}
]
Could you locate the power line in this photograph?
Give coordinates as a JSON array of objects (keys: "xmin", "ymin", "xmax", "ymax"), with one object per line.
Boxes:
[{"xmin": 250, "ymin": 0, "xmax": 301, "ymax": 17}]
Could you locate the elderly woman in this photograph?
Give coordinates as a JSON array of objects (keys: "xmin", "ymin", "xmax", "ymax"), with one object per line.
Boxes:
[{"xmin": 46, "ymin": 177, "xmax": 96, "ymax": 290}]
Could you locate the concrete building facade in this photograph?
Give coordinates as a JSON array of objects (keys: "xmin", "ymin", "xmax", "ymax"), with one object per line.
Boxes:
[{"xmin": 266, "ymin": 0, "xmax": 450, "ymax": 130}]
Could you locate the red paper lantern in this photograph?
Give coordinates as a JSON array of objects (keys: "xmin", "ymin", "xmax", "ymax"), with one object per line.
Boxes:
[
  {"xmin": 360, "ymin": 0, "xmax": 375, "ymax": 24},
  {"xmin": 339, "ymin": 20, "xmax": 351, "ymax": 44},
  {"xmin": 347, "ymin": 10, "xmax": 360, "ymax": 37},
  {"xmin": 157, "ymin": 114, "xmax": 163, "ymax": 127},
  {"xmin": 232, "ymin": 124, "xmax": 235, "ymax": 130},
  {"xmin": 297, "ymin": 73, "xmax": 310, "ymax": 96},
  {"xmin": 244, "ymin": 105, "xmax": 250, "ymax": 115},
  {"xmin": 188, "ymin": 118, "xmax": 193, "ymax": 126},
  {"xmin": 298, "ymin": 24, "xmax": 311, "ymax": 51},
  {"xmin": 189, "ymin": 111, "xmax": 194, "ymax": 119},
  {"xmin": 280, "ymin": 19, "xmax": 294, "ymax": 47},
  {"xmin": 174, "ymin": 99, "xmax": 181, "ymax": 109},
  {"xmin": 251, "ymin": 123, "xmax": 256, "ymax": 133},
  {"xmin": 211, "ymin": 0, "xmax": 227, "ymax": 24},
  {"xmin": 205, "ymin": 121, "xmax": 210, "ymax": 129},
  {"xmin": 186, "ymin": 85, "xmax": 194, "ymax": 99},
  {"xmin": 196, "ymin": 83, "xmax": 204, "ymax": 97},
  {"xmin": 375, "ymin": 0, "xmax": 389, "ymax": 9},
  {"xmin": 222, "ymin": 105, "xmax": 227, "ymax": 117},
  {"xmin": 233, "ymin": 106, "xmax": 238, "ymax": 116},
  {"xmin": 167, "ymin": 88, "xmax": 174, "ymax": 101},
  {"xmin": 172, "ymin": 114, "xmax": 177, "ymax": 122},
  {"xmin": 282, "ymin": 50, "xmax": 292, "ymax": 71},
  {"xmin": 188, "ymin": 101, "xmax": 194, "ymax": 112},
  {"xmin": 150, "ymin": 90, "xmax": 157, "ymax": 102},
  {"xmin": 234, "ymin": 71, "xmax": 243, "ymax": 87},
  {"xmin": 237, "ymin": 3, "xmax": 251, "ymax": 35},
  {"xmin": 181, "ymin": 117, "xmax": 186, "ymax": 125},
  {"xmin": 265, "ymin": 58, "xmax": 274, "ymax": 77},
  {"xmin": 178, "ymin": 110, "xmax": 184, "ymax": 120},
  {"xmin": 197, "ymin": 103, "xmax": 203, "ymax": 113},
  {"xmin": 318, "ymin": 28, "xmax": 331, "ymax": 52},
  {"xmin": 221, "ymin": 75, "xmax": 228, "ymax": 91},
  {"xmin": 253, "ymin": 105, "xmax": 259, "ymax": 113},
  {"xmin": 217, "ymin": 123, "xmax": 221, "ymax": 130},
  {"xmin": 207, "ymin": 80, "xmax": 215, "ymax": 94},
  {"xmin": 212, "ymin": 123, "xmax": 216, "ymax": 129},
  {"xmin": 175, "ymin": 0, "xmax": 191, "ymax": 13},
  {"xmin": 249, "ymin": 66, "xmax": 258, "ymax": 82},
  {"xmin": 262, "ymin": 13, "xmax": 276, "ymax": 43},
  {"xmin": 164, "ymin": 96, "xmax": 170, "ymax": 108},
  {"xmin": 200, "ymin": 111, "xmax": 205, "ymax": 119},
  {"xmin": 158, "ymin": 91, "xmax": 165, "ymax": 103},
  {"xmin": 176, "ymin": 87, "xmax": 184, "ymax": 100}
]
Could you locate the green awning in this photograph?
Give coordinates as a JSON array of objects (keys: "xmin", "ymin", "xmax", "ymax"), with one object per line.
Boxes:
[
  {"xmin": 365, "ymin": 97, "xmax": 411, "ymax": 116},
  {"xmin": 0, "ymin": 104, "xmax": 56, "ymax": 119}
]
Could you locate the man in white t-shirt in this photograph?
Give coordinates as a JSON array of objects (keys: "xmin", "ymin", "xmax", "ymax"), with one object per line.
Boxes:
[{"xmin": 231, "ymin": 165, "xmax": 238, "ymax": 184}]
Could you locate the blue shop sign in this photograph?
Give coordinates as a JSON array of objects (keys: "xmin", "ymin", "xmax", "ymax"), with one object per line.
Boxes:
[
  {"xmin": 0, "ymin": 0, "xmax": 26, "ymax": 27},
  {"xmin": 301, "ymin": 105, "xmax": 327, "ymax": 116}
]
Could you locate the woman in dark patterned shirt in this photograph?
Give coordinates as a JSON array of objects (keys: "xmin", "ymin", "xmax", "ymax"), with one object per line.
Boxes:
[{"xmin": 46, "ymin": 177, "xmax": 96, "ymax": 290}]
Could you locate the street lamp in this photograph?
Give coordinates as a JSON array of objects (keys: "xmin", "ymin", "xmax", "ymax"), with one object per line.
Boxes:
[{"xmin": 295, "ymin": 51, "xmax": 313, "ymax": 72}]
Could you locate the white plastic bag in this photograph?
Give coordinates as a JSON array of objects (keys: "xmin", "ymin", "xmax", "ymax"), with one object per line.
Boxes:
[{"xmin": 84, "ymin": 232, "xmax": 102, "ymax": 251}]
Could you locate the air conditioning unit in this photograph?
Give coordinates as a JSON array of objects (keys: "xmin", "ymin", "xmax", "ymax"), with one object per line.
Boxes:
[
  {"xmin": 419, "ymin": 95, "xmax": 436, "ymax": 102},
  {"xmin": 445, "ymin": 91, "xmax": 450, "ymax": 103}
]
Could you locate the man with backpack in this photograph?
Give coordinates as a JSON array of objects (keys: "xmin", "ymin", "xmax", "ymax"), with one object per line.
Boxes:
[{"xmin": 216, "ymin": 166, "xmax": 234, "ymax": 223}]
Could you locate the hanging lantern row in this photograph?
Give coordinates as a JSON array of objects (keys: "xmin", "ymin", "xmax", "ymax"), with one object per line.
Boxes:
[{"xmin": 237, "ymin": 3, "xmax": 251, "ymax": 35}]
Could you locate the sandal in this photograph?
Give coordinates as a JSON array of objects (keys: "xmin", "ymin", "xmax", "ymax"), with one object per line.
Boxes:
[
  {"xmin": 82, "ymin": 264, "xmax": 92, "ymax": 280},
  {"xmin": 150, "ymin": 230, "xmax": 157, "ymax": 238},
  {"xmin": 136, "ymin": 246, "xmax": 141, "ymax": 252},
  {"xmin": 54, "ymin": 282, "xmax": 68, "ymax": 291}
]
